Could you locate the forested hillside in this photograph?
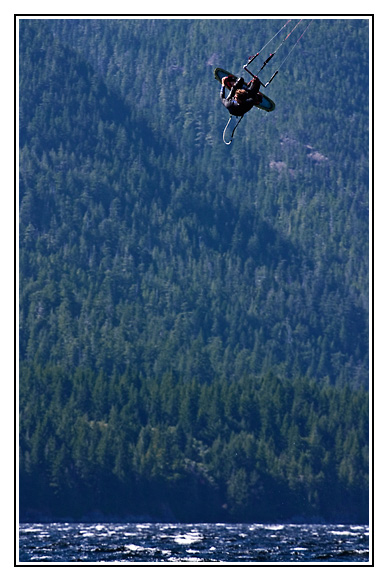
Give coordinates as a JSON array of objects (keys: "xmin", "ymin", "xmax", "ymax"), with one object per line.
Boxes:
[{"xmin": 19, "ymin": 18, "xmax": 369, "ymax": 523}]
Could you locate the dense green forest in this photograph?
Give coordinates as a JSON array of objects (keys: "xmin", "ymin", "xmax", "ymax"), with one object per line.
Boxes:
[{"xmin": 19, "ymin": 18, "xmax": 369, "ymax": 523}]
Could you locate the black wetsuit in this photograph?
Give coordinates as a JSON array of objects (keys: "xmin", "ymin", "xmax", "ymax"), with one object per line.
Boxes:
[{"xmin": 220, "ymin": 79, "xmax": 259, "ymax": 117}]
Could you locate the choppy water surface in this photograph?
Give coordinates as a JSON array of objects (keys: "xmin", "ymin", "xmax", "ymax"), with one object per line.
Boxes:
[{"xmin": 19, "ymin": 522, "xmax": 369, "ymax": 563}]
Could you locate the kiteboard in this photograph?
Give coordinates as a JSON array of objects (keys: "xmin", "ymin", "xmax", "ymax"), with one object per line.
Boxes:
[{"xmin": 214, "ymin": 67, "xmax": 275, "ymax": 113}]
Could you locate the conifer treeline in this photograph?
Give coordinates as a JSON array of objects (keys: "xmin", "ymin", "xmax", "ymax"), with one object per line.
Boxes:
[
  {"xmin": 19, "ymin": 18, "xmax": 369, "ymax": 522},
  {"xmin": 20, "ymin": 365, "xmax": 368, "ymax": 522}
]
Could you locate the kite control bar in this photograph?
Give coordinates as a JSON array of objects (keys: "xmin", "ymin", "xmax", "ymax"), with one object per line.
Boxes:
[
  {"xmin": 241, "ymin": 19, "xmax": 311, "ymax": 88},
  {"xmin": 242, "ymin": 19, "xmax": 292, "ymax": 81},
  {"xmin": 243, "ymin": 52, "xmax": 275, "ymax": 82}
]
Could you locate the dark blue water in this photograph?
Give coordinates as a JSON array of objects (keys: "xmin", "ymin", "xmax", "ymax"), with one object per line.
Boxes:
[{"xmin": 19, "ymin": 522, "xmax": 369, "ymax": 563}]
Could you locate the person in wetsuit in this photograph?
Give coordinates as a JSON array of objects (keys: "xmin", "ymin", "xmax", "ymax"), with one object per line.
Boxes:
[{"xmin": 220, "ymin": 76, "xmax": 263, "ymax": 117}]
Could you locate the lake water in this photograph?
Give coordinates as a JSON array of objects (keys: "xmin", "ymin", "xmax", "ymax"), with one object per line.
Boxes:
[{"xmin": 18, "ymin": 522, "xmax": 370, "ymax": 564}]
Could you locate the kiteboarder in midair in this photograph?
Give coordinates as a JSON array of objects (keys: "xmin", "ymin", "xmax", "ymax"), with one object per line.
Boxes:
[{"xmin": 219, "ymin": 76, "xmax": 263, "ymax": 117}]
